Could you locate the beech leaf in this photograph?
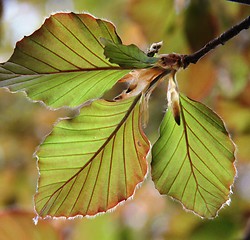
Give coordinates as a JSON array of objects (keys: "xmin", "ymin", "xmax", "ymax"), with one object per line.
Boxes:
[
  {"xmin": 35, "ymin": 95, "xmax": 150, "ymax": 218},
  {"xmin": 0, "ymin": 11, "xmax": 238, "ymax": 220},
  {"xmin": 0, "ymin": 13, "xmax": 131, "ymax": 108},
  {"xmin": 151, "ymin": 94, "xmax": 236, "ymax": 218},
  {"xmin": 102, "ymin": 38, "xmax": 159, "ymax": 68}
]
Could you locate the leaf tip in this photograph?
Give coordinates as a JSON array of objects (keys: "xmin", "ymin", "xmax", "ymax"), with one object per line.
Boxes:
[
  {"xmin": 174, "ymin": 114, "xmax": 181, "ymax": 125},
  {"xmin": 32, "ymin": 215, "xmax": 39, "ymax": 225}
]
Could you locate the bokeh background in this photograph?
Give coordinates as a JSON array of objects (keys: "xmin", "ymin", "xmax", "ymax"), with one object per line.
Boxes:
[{"xmin": 0, "ymin": 0, "xmax": 249, "ymax": 239}]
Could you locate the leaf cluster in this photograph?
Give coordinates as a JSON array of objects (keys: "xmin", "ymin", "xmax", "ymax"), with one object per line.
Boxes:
[{"xmin": 0, "ymin": 12, "xmax": 237, "ymax": 221}]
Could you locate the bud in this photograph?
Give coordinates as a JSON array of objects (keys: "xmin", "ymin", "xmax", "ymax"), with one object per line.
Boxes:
[{"xmin": 167, "ymin": 72, "xmax": 181, "ymax": 125}]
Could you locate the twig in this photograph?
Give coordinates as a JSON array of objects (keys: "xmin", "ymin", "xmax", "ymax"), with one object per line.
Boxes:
[
  {"xmin": 227, "ymin": 0, "xmax": 250, "ymax": 5},
  {"xmin": 182, "ymin": 15, "xmax": 250, "ymax": 69}
]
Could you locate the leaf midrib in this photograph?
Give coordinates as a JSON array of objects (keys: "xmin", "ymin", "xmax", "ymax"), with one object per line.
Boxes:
[
  {"xmin": 2, "ymin": 64, "xmax": 129, "ymax": 75},
  {"xmin": 180, "ymin": 98, "xmax": 213, "ymax": 216},
  {"xmin": 37, "ymin": 94, "xmax": 142, "ymax": 215}
]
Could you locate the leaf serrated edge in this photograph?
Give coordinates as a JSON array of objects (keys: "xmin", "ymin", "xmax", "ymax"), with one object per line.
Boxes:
[
  {"xmin": 175, "ymin": 95, "xmax": 238, "ymax": 219},
  {"xmin": 33, "ymin": 94, "xmax": 151, "ymax": 222}
]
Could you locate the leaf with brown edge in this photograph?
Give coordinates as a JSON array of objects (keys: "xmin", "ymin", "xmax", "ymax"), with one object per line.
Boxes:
[
  {"xmin": 151, "ymin": 94, "xmax": 236, "ymax": 218},
  {"xmin": 35, "ymin": 95, "xmax": 150, "ymax": 218},
  {"xmin": 0, "ymin": 12, "xmax": 131, "ymax": 108}
]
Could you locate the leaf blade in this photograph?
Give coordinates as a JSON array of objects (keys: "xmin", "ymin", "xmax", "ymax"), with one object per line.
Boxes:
[
  {"xmin": 102, "ymin": 38, "xmax": 158, "ymax": 68},
  {"xmin": 151, "ymin": 94, "xmax": 236, "ymax": 218},
  {"xmin": 35, "ymin": 96, "xmax": 150, "ymax": 218},
  {"xmin": 0, "ymin": 13, "xmax": 130, "ymax": 108}
]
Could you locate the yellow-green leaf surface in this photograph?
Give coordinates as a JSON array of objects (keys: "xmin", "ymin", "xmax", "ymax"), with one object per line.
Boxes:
[
  {"xmin": 102, "ymin": 38, "xmax": 158, "ymax": 68},
  {"xmin": 0, "ymin": 13, "xmax": 130, "ymax": 108},
  {"xmin": 35, "ymin": 95, "xmax": 150, "ymax": 218},
  {"xmin": 151, "ymin": 94, "xmax": 236, "ymax": 218}
]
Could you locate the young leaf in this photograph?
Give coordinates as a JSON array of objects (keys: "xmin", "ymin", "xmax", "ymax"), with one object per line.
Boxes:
[
  {"xmin": 101, "ymin": 38, "xmax": 159, "ymax": 68},
  {"xmin": 35, "ymin": 95, "xmax": 150, "ymax": 218},
  {"xmin": 0, "ymin": 13, "xmax": 131, "ymax": 108},
  {"xmin": 151, "ymin": 94, "xmax": 236, "ymax": 218}
]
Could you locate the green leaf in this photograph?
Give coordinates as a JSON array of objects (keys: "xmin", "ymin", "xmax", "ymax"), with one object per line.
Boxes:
[
  {"xmin": 151, "ymin": 94, "xmax": 236, "ymax": 218},
  {"xmin": 101, "ymin": 38, "xmax": 158, "ymax": 68},
  {"xmin": 35, "ymin": 95, "xmax": 150, "ymax": 218},
  {"xmin": 0, "ymin": 13, "xmax": 130, "ymax": 108}
]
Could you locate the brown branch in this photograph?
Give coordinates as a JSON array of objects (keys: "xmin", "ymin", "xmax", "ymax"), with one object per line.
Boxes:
[{"xmin": 182, "ymin": 15, "xmax": 250, "ymax": 69}]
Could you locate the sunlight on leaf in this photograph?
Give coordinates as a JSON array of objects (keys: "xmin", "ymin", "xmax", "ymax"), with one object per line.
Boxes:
[
  {"xmin": 151, "ymin": 94, "xmax": 236, "ymax": 218},
  {"xmin": 102, "ymin": 38, "xmax": 158, "ymax": 68},
  {"xmin": 0, "ymin": 13, "xmax": 131, "ymax": 108},
  {"xmin": 0, "ymin": 9, "xmax": 240, "ymax": 221},
  {"xmin": 35, "ymin": 95, "xmax": 150, "ymax": 218}
]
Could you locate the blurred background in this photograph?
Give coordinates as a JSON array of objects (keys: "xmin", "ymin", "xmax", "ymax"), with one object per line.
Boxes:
[{"xmin": 0, "ymin": 0, "xmax": 249, "ymax": 239}]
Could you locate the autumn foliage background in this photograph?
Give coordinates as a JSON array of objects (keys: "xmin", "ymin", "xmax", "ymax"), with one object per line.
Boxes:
[{"xmin": 0, "ymin": 0, "xmax": 249, "ymax": 239}]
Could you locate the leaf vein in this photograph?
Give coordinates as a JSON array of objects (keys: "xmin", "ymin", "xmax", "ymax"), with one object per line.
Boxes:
[{"xmin": 183, "ymin": 105, "xmax": 232, "ymax": 154}]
